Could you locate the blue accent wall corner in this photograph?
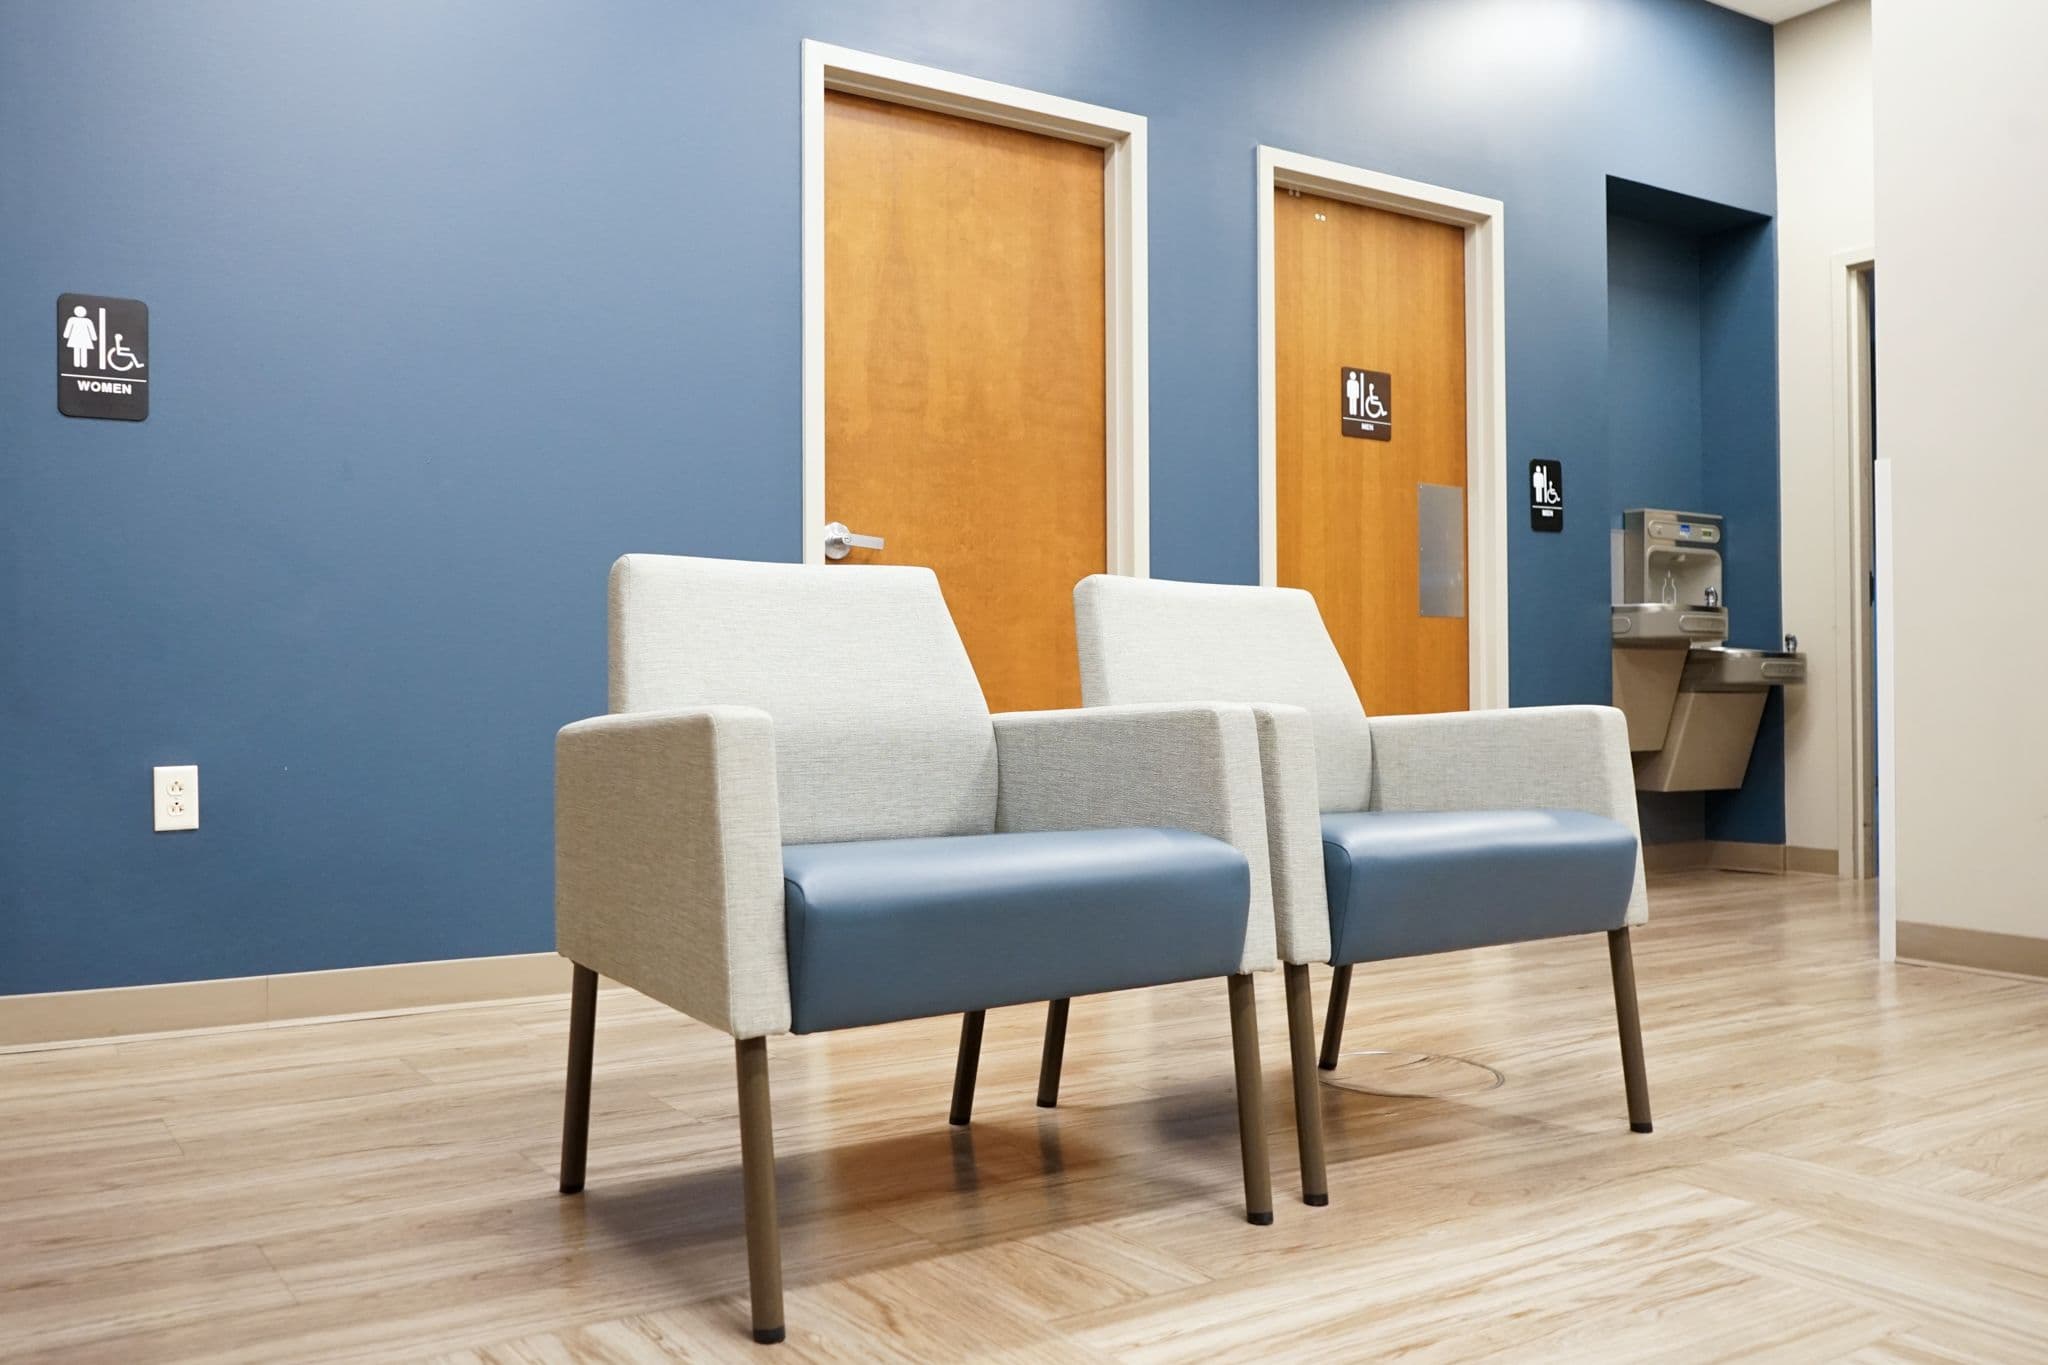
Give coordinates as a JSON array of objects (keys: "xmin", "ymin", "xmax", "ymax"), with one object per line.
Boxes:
[{"xmin": 0, "ymin": 0, "xmax": 1778, "ymax": 993}]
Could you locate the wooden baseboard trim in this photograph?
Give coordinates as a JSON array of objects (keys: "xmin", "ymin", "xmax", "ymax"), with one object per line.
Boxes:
[
  {"xmin": 1641, "ymin": 840, "xmax": 1795, "ymax": 875},
  {"xmin": 1785, "ymin": 845, "xmax": 1841, "ymax": 876},
  {"xmin": 1897, "ymin": 922, "xmax": 2048, "ymax": 982},
  {"xmin": 1708, "ymin": 841, "xmax": 1787, "ymax": 875},
  {"xmin": 0, "ymin": 952, "xmax": 572, "ymax": 1049},
  {"xmin": 1642, "ymin": 840, "xmax": 1709, "ymax": 873}
]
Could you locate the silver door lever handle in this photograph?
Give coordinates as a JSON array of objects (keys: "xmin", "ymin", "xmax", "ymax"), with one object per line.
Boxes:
[{"xmin": 822, "ymin": 521, "xmax": 885, "ymax": 560}]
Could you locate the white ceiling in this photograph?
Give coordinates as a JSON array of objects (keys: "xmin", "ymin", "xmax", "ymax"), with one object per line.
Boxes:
[{"xmin": 1705, "ymin": 0, "xmax": 1836, "ymax": 22}]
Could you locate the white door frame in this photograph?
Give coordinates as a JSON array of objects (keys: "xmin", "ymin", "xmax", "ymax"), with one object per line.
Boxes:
[
  {"xmin": 1830, "ymin": 247, "xmax": 1878, "ymax": 879},
  {"xmin": 1255, "ymin": 145, "xmax": 1509, "ymax": 710},
  {"xmin": 801, "ymin": 40, "xmax": 1149, "ymax": 574},
  {"xmin": 1874, "ymin": 455, "xmax": 1896, "ymax": 961}
]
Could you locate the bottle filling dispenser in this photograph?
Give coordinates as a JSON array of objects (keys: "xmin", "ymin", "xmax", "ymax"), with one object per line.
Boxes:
[{"xmin": 1610, "ymin": 509, "xmax": 1804, "ymax": 791}]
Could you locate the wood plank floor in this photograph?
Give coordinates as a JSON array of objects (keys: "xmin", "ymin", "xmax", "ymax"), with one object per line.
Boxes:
[{"xmin": 6, "ymin": 871, "xmax": 2048, "ymax": 1362}]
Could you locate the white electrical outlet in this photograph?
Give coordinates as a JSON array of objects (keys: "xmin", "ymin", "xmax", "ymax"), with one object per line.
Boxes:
[{"xmin": 153, "ymin": 765, "xmax": 199, "ymax": 832}]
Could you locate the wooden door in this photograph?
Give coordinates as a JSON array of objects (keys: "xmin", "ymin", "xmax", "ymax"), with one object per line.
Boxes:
[
  {"xmin": 824, "ymin": 91, "xmax": 1106, "ymax": 713},
  {"xmin": 1274, "ymin": 189, "xmax": 1468, "ymax": 715}
]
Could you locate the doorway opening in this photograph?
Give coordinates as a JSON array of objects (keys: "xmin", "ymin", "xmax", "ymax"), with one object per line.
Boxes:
[
  {"xmin": 1838, "ymin": 253, "xmax": 1879, "ymax": 881},
  {"xmin": 800, "ymin": 42, "xmax": 1149, "ymax": 711},
  {"xmin": 1255, "ymin": 147, "xmax": 1508, "ymax": 711}
]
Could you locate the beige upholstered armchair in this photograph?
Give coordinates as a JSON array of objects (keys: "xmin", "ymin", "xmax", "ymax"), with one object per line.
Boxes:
[
  {"xmin": 1074, "ymin": 574, "xmax": 1652, "ymax": 1208},
  {"xmin": 554, "ymin": 555, "xmax": 1279, "ymax": 1344}
]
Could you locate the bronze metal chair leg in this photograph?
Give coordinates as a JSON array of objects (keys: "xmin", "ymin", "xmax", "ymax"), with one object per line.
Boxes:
[
  {"xmin": 1607, "ymin": 928, "xmax": 1653, "ymax": 1133},
  {"xmin": 1318, "ymin": 963, "xmax": 1353, "ymax": 1070},
  {"xmin": 1227, "ymin": 973, "xmax": 1275, "ymax": 1225},
  {"xmin": 1036, "ymin": 998, "xmax": 1071, "ymax": 1108},
  {"xmin": 1282, "ymin": 964, "xmax": 1330, "ymax": 1206},
  {"xmin": 558, "ymin": 963, "xmax": 598, "ymax": 1195},
  {"xmin": 949, "ymin": 1010, "xmax": 986, "ymax": 1126},
  {"xmin": 736, "ymin": 1036, "xmax": 785, "ymax": 1344}
]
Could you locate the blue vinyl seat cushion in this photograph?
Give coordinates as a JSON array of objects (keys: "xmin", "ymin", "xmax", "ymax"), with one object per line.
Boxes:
[
  {"xmin": 1322, "ymin": 809, "xmax": 1638, "ymax": 965},
  {"xmin": 782, "ymin": 828, "xmax": 1250, "ymax": 1035}
]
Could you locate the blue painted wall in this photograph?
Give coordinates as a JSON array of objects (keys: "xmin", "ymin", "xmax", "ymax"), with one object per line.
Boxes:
[
  {"xmin": 0, "ymin": 0, "xmax": 1777, "ymax": 994},
  {"xmin": 1603, "ymin": 185, "xmax": 1783, "ymax": 845},
  {"xmin": 1607, "ymin": 211, "xmax": 1709, "ymax": 848},
  {"xmin": 1699, "ymin": 219, "xmax": 1785, "ymax": 844},
  {"xmin": 1606, "ymin": 215, "xmax": 1708, "ymax": 513}
]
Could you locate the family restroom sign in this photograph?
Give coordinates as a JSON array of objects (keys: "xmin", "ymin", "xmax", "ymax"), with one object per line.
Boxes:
[{"xmin": 57, "ymin": 293, "xmax": 148, "ymax": 421}]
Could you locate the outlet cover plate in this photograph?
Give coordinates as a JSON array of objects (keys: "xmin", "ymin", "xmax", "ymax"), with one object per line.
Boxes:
[{"xmin": 153, "ymin": 764, "xmax": 199, "ymax": 832}]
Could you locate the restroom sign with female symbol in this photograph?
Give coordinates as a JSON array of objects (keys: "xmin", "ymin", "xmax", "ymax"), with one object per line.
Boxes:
[
  {"xmin": 1340, "ymin": 367, "xmax": 1392, "ymax": 440},
  {"xmin": 57, "ymin": 293, "xmax": 149, "ymax": 421}
]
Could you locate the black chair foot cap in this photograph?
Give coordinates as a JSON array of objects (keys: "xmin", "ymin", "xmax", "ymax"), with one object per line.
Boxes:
[
  {"xmin": 947, "ymin": 1115, "xmax": 970, "ymax": 1127},
  {"xmin": 753, "ymin": 1326, "xmax": 786, "ymax": 1345},
  {"xmin": 1304, "ymin": 1192, "xmax": 1330, "ymax": 1207},
  {"xmin": 1317, "ymin": 1061, "xmax": 1337, "ymax": 1072},
  {"xmin": 559, "ymin": 1181, "xmax": 584, "ymax": 1196},
  {"xmin": 1247, "ymin": 1209, "xmax": 1275, "ymax": 1226},
  {"xmin": 1036, "ymin": 1098, "xmax": 1058, "ymax": 1109},
  {"xmin": 1631, "ymin": 1121, "xmax": 1654, "ymax": 1134}
]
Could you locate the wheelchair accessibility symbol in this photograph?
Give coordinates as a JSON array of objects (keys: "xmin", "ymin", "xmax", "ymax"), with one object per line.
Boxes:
[
  {"xmin": 105, "ymin": 333, "xmax": 145, "ymax": 372},
  {"xmin": 1340, "ymin": 367, "xmax": 1392, "ymax": 441}
]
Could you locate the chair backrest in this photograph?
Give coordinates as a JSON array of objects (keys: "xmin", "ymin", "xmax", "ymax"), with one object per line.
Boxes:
[
  {"xmin": 1074, "ymin": 575, "xmax": 1374, "ymax": 811},
  {"xmin": 609, "ymin": 554, "xmax": 998, "ymax": 844}
]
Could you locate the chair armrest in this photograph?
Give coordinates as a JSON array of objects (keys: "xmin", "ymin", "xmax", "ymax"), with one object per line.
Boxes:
[
  {"xmin": 555, "ymin": 706, "xmax": 790, "ymax": 1038},
  {"xmin": 991, "ymin": 703, "xmax": 1276, "ymax": 972},
  {"xmin": 1367, "ymin": 705, "xmax": 1647, "ymax": 925},
  {"xmin": 1247, "ymin": 704, "xmax": 1334, "ymax": 965}
]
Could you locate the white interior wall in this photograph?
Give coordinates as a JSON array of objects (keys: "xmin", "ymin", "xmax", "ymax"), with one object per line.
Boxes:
[
  {"xmin": 1773, "ymin": 0, "xmax": 1872, "ymax": 869},
  {"xmin": 1874, "ymin": 0, "xmax": 2048, "ymax": 939}
]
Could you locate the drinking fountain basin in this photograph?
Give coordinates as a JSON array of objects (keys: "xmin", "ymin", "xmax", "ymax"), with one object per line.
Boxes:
[
  {"xmin": 1610, "ymin": 603, "xmax": 1729, "ymax": 645},
  {"xmin": 1634, "ymin": 646, "xmax": 1807, "ymax": 792},
  {"xmin": 1610, "ymin": 604, "xmax": 1729, "ymax": 752},
  {"xmin": 1680, "ymin": 647, "xmax": 1807, "ymax": 691}
]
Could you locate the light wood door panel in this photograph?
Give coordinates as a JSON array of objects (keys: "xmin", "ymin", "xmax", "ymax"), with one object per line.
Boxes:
[
  {"xmin": 1275, "ymin": 189, "xmax": 1468, "ymax": 715},
  {"xmin": 824, "ymin": 91, "xmax": 1106, "ymax": 713}
]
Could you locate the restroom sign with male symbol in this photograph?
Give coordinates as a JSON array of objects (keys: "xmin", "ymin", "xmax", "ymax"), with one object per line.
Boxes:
[
  {"xmin": 1340, "ymin": 367, "xmax": 1391, "ymax": 440},
  {"xmin": 57, "ymin": 293, "xmax": 149, "ymax": 421},
  {"xmin": 1529, "ymin": 458, "xmax": 1564, "ymax": 532}
]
